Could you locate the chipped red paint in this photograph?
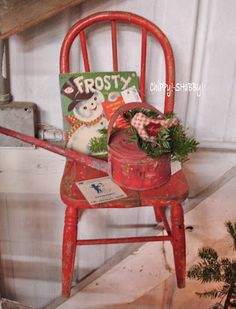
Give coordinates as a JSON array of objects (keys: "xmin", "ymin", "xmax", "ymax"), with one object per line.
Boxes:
[
  {"xmin": 59, "ymin": 11, "xmax": 186, "ymax": 298},
  {"xmin": 60, "ymin": 11, "xmax": 175, "ymax": 113},
  {"xmin": 62, "ymin": 207, "xmax": 79, "ymax": 295},
  {"xmin": 77, "ymin": 235, "xmax": 172, "ymax": 245},
  {"xmin": 107, "ymin": 102, "xmax": 171, "ymax": 190},
  {"xmin": 111, "ymin": 21, "xmax": 118, "ymax": 71}
]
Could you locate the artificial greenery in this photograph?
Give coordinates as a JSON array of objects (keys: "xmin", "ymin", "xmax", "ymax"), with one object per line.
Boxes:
[
  {"xmin": 128, "ymin": 125, "xmax": 171, "ymax": 157},
  {"xmin": 89, "ymin": 128, "xmax": 108, "ymax": 154},
  {"xmin": 89, "ymin": 108, "xmax": 198, "ymax": 162},
  {"xmin": 187, "ymin": 221, "xmax": 236, "ymax": 309}
]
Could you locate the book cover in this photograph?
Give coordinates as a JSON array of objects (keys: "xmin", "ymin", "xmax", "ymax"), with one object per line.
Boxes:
[{"xmin": 59, "ymin": 71, "xmax": 140, "ymax": 155}]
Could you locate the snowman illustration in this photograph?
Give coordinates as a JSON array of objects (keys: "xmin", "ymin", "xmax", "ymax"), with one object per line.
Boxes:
[
  {"xmin": 61, "ymin": 77, "xmax": 107, "ymax": 154},
  {"xmin": 67, "ymin": 115, "xmax": 108, "ymax": 154}
]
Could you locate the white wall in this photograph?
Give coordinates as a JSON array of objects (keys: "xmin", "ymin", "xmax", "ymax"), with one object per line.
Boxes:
[{"xmin": 1, "ymin": 0, "xmax": 236, "ymax": 307}]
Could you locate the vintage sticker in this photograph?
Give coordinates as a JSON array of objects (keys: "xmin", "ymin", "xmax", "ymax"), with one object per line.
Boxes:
[
  {"xmin": 121, "ymin": 85, "xmax": 142, "ymax": 103},
  {"xmin": 76, "ymin": 176, "xmax": 127, "ymax": 205}
]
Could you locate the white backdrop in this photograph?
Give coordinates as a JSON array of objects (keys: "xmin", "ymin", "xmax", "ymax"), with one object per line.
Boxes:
[{"xmin": 1, "ymin": 0, "xmax": 236, "ymax": 307}]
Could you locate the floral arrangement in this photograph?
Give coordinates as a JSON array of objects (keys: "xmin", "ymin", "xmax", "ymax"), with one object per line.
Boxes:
[{"xmin": 89, "ymin": 108, "xmax": 198, "ymax": 162}]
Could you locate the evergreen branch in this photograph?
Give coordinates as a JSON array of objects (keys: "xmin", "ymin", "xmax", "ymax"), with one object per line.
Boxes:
[
  {"xmin": 128, "ymin": 126, "xmax": 139, "ymax": 143},
  {"xmin": 165, "ymin": 112, "xmax": 175, "ymax": 119},
  {"xmin": 196, "ymin": 287, "xmax": 227, "ymax": 300},
  {"xmin": 220, "ymin": 258, "xmax": 236, "ymax": 284},
  {"xmin": 199, "ymin": 247, "xmax": 218, "ymax": 262},
  {"xmin": 188, "ymin": 222, "xmax": 236, "ymax": 309},
  {"xmin": 229, "ymin": 298, "xmax": 236, "ymax": 308},
  {"xmin": 187, "ymin": 262, "xmax": 221, "ymax": 283},
  {"xmin": 89, "ymin": 109, "xmax": 198, "ymax": 162},
  {"xmin": 169, "ymin": 124, "xmax": 198, "ymax": 162},
  {"xmin": 123, "ymin": 108, "xmax": 162, "ymax": 121},
  {"xmin": 89, "ymin": 128, "xmax": 108, "ymax": 154},
  {"xmin": 224, "ymin": 283, "xmax": 236, "ymax": 309},
  {"xmin": 138, "ymin": 127, "xmax": 171, "ymax": 158},
  {"xmin": 187, "ymin": 247, "xmax": 223, "ymax": 282},
  {"xmin": 210, "ymin": 303, "xmax": 224, "ymax": 309},
  {"xmin": 225, "ymin": 221, "xmax": 236, "ymax": 251}
]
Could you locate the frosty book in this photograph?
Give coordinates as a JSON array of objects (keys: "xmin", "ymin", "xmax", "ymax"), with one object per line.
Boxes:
[{"xmin": 59, "ymin": 71, "xmax": 140, "ymax": 156}]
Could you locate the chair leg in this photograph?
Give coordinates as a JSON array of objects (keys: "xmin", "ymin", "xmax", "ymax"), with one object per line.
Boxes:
[
  {"xmin": 170, "ymin": 202, "xmax": 186, "ymax": 288},
  {"xmin": 153, "ymin": 206, "xmax": 162, "ymax": 223},
  {"xmin": 62, "ymin": 206, "xmax": 79, "ymax": 297}
]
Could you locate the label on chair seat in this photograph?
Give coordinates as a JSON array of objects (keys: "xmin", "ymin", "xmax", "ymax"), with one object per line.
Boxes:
[{"xmin": 76, "ymin": 176, "xmax": 127, "ymax": 205}]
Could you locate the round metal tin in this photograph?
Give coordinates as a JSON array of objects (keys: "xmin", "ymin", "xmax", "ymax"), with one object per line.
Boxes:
[{"xmin": 108, "ymin": 130, "xmax": 171, "ymax": 190}]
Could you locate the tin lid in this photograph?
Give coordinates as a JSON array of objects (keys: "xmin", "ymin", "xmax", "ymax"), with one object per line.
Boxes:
[{"xmin": 109, "ymin": 130, "xmax": 148, "ymax": 160}]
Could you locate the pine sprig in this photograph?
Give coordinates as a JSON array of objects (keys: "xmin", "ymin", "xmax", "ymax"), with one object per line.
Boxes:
[
  {"xmin": 198, "ymin": 247, "xmax": 218, "ymax": 261},
  {"xmin": 169, "ymin": 124, "xmax": 198, "ymax": 162},
  {"xmin": 210, "ymin": 303, "xmax": 224, "ymax": 309},
  {"xmin": 127, "ymin": 121, "xmax": 197, "ymax": 162},
  {"xmin": 89, "ymin": 128, "xmax": 108, "ymax": 154},
  {"xmin": 225, "ymin": 221, "xmax": 236, "ymax": 250},
  {"xmin": 89, "ymin": 109, "xmax": 198, "ymax": 162},
  {"xmin": 187, "ymin": 221, "xmax": 236, "ymax": 309},
  {"xmin": 196, "ymin": 286, "xmax": 228, "ymax": 299},
  {"xmin": 133, "ymin": 127, "xmax": 171, "ymax": 158},
  {"xmin": 123, "ymin": 108, "xmax": 162, "ymax": 121}
]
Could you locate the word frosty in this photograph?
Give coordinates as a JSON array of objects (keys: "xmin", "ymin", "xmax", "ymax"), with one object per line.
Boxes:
[{"xmin": 74, "ymin": 74, "xmax": 132, "ymax": 93}]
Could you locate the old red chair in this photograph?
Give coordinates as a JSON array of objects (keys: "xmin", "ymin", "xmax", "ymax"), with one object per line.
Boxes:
[{"xmin": 60, "ymin": 11, "xmax": 188, "ymax": 297}]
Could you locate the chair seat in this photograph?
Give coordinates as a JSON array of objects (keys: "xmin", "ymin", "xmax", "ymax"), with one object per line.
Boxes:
[{"xmin": 60, "ymin": 159, "xmax": 189, "ymax": 208}]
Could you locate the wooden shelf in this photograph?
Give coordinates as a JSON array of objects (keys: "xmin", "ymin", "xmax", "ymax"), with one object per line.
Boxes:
[{"xmin": 0, "ymin": 0, "xmax": 86, "ymax": 39}]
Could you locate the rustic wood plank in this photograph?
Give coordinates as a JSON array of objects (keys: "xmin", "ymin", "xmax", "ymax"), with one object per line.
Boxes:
[
  {"xmin": 0, "ymin": 149, "xmax": 65, "ymax": 194},
  {"xmin": 0, "ymin": 0, "xmax": 87, "ymax": 39},
  {"xmin": 1, "ymin": 298, "xmax": 34, "ymax": 309}
]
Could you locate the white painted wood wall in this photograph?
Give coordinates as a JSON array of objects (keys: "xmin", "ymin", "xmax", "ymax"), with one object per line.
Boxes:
[{"xmin": 0, "ymin": 0, "xmax": 236, "ymax": 307}]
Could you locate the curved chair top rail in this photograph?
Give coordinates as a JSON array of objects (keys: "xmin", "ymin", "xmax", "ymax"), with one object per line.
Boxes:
[{"xmin": 60, "ymin": 11, "xmax": 175, "ymax": 113}]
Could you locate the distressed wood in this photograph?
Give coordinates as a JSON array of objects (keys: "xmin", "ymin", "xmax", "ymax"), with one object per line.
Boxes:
[
  {"xmin": 79, "ymin": 31, "xmax": 90, "ymax": 72},
  {"xmin": 60, "ymin": 160, "xmax": 140, "ymax": 209},
  {"xmin": 76, "ymin": 235, "xmax": 172, "ymax": 245},
  {"xmin": 153, "ymin": 207, "xmax": 171, "ymax": 235},
  {"xmin": 60, "ymin": 159, "xmax": 188, "ymax": 209},
  {"xmin": 170, "ymin": 202, "xmax": 186, "ymax": 288},
  {"xmin": 62, "ymin": 206, "xmax": 79, "ymax": 297},
  {"xmin": 0, "ymin": 192, "xmax": 64, "ymax": 307},
  {"xmin": 59, "ymin": 11, "xmax": 185, "ymax": 296},
  {"xmin": 111, "ymin": 21, "xmax": 118, "ymax": 71},
  {"xmin": 0, "ymin": 0, "xmax": 86, "ymax": 39},
  {"xmin": 140, "ymin": 27, "xmax": 147, "ymax": 101},
  {"xmin": 1, "ymin": 298, "xmax": 34, "ymax": 309},
  {"xmin": 60, "ymin": 11, "xmax": 175, "ymax": 113},
  {"xmin": 0, "ymin": 149, "xmax": 64, "ymax": 194}
]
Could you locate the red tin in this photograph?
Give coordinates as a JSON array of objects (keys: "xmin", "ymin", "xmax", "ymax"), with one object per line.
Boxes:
[{"xmin": 107, "ymin": 102, "xmax": 171, "ymax": 190}]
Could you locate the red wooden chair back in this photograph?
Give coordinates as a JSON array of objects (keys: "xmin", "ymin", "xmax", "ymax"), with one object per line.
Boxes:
[{"xmin": 60, "ymin": 11, "xmax": 175, "ymax": 114}]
